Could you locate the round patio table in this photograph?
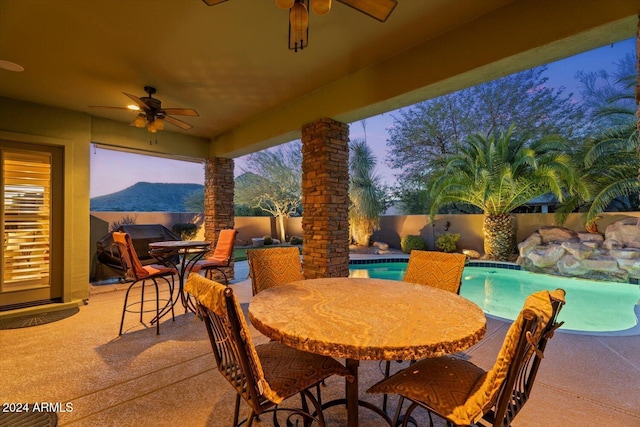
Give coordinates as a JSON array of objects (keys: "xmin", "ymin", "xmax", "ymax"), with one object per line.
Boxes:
[{"xmin": 248, "ymin": 277, "xmax": 486, "ymax": 427}]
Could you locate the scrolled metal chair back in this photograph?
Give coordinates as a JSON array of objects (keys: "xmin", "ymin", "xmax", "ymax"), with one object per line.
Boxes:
[
  {"xmin": 198, "ymin": 289, "xmax": 265, "ymax": 413},
  {"xmin": 247, "ymin": 247, "xmax": 304, "ymax": 295},
  {"xmin": 486, "ymin": 289, "xmax": 565, "ymax": 427}
]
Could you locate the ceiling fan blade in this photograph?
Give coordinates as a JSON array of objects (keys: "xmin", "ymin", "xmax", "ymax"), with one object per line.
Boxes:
[
  {"xmin": 337, "ymin": 0, "xmax": 397, "ymax": 22},
  {"xmin": 88, "ymin": 105, "xmax": 133, "ymax": 111},
  {"xmin": 123, "ymin": 92, "xmax": 151, "ymax": 110},
  {"xmin": 202, "ymin": 0, "xmax": 228, "ymax": 5},
  {"xmin": 163, "ymin": 115, "xmax": 193, "ymax": 130},
  {"xmin": 161, "ymin": 108, "xmax": 199, "ymax": 117}
]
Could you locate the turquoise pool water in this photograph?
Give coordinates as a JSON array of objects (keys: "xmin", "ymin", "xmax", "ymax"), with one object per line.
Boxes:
[{"xmin": 348, "ymin": 262, "xmax": 640, "ymax": 335}]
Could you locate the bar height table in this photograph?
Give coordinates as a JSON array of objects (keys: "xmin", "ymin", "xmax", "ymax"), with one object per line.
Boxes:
[{"xmin": 149, "ymin": 240, "xmax": 211, "ymax": 314}]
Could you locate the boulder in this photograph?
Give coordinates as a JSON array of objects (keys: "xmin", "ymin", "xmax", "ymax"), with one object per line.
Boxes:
[
  {"xmin": 462, "ymin": 249, "xmax": 481, "ymax": 259},
  {"xmin": 617, "ymin": 258, "xmax": 640, "ymax": 278},
  {"xmin": 538, "ymin": 226, "xmax": 577, "ymax": 244},
  {"xmin": 577, "ymin": 232, "xmax": 604, "ymax": 245},
  {"xmin": 561, "ymin": 238, "xmax": 594, "ymax": 260},
  {"xmin": 581, "ymin": 241, "xmax": 601, "ymax": 249},
  {"xmin": 602, "ymin": 239, "xmax": 624, "ymax": 250},
  {"xmin": 373, "ymin": 241, "xmax": 389, "ymax": 251},
  {"xmin": 518, "ymin": 233, "xmax": 541, "ymax": 257},
  {"xmin": 605, "ymin": 217, "xmax": 640, "ymax": 248},
  {"xmin": 526, "ymin": 244, "xmax": 566, "ymax": 268},
  {"xmin": 609, "ymin": 248, "xmax": 640, "ymax": 260},
  {"xmin": 581, "ymin": 257, "xmax": 624, "ymax": 273},
  {"xmin": 557, "ymin": 254, "xmax": 590, "ymax": 276}
]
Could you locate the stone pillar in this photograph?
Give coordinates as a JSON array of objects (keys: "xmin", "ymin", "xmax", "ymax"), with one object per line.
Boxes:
[
  {"xmin": 204, "ymin": 157, "xmax": 235, "ymax": 281},
  {"xmin": 301, "ymin": 118, "xmax": 350, "ymax": 278}
]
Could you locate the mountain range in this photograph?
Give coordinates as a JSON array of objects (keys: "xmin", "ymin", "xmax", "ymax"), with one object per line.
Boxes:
[{"xmin": 90, "ymin": 182, "xmax": 203, "ymax": 212}]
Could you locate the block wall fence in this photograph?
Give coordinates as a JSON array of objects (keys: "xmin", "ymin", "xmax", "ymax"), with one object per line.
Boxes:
[{"xmin": 90, "ymin": 211, "xmax": 640, "ymax": 274}]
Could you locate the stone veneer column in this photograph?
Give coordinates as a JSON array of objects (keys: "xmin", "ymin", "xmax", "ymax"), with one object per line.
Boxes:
[
  {"xmin": 301, "ymin": 118, "xmax": 350, "ymax": 278},
  {"xmin": 204, "ymin": 157, "xmax": 235, "ymax": 281}
]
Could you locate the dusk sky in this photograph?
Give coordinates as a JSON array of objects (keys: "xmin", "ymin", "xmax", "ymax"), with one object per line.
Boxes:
[{"xmin": 90, "ymin": 37, "xmax": 635, "ymax": 198}]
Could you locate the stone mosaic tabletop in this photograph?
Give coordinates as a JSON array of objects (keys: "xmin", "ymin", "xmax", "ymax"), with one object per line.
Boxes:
[{"xmin": 249, "ymin": 277, "xmax": 487, "ymax": 361}]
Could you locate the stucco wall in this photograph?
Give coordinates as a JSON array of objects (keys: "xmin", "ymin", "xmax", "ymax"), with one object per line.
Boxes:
[
  {"xmin": 1, "ymin": 98, "xmax": 92, "ymax": 303},
  {"xmin": 90, "ymin": 211, "xmax": 640, "ymax": 264},
  {"xmin": 374, "ymin": 212, "xmax": 640, "ymax": 253}
]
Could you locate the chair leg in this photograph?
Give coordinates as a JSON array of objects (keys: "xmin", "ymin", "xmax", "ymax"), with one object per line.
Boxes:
[
  {"xmin": 300, "ymin": 392, "xmax": 311, "ymax": 427},
  {"xmin": 233, "ymin": 393, "xmax": 241, "ymax": 427},
  {"xmin": 152, "ymin": 278, "xmax": 160, "ymax": 335},
  {"xmin": 119, "ymin": 282, "xmax": 137, "ymax": 335},
  {"xmin": 168, "ymin": 275, "xmax": 175, "ymax": 321},
  {"xmin": 392, "ymin": 396, "xmax": 405, "ymax": 426},
  {"xmin": 139, "ymin": 280, "xmax": 146, "ymax": 323},
  {"xmin": 383, "ymin": 360, "xmax": 392, "ymax": 412}
]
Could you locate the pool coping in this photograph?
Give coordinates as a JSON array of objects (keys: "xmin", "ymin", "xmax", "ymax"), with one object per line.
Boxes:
[{"xmin": 350, "ymin": 256, "xmax": 523, "ymax": 271}]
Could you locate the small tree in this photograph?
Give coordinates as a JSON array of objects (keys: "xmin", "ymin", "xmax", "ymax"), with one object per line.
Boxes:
[
  {"xmin": 349, "ymin": 135, "xmax": 388, "ymax": 246},
  {"xmin": 235, "ymin": 141, "xmax": 302, "ymax": 242},
  {"xmin": 386, "ymin": 66, "xmax": 587, "ymax": 213}
]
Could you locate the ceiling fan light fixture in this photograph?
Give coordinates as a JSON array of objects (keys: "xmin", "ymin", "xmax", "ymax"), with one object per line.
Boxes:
[
  {"xmin": 134, "ymin": 114, "xmax": 146, "ymax": 128},
  {"xmin": 311, "ymin": 0, "xmax": 331, "ymax": 15},
  {"xmin": 154, "ymin": 117, "xmax": 165, "ymax": 131},
  {"xmin": 147, "ymin": 121, "xmax": 158, "ymax": 133},
  {"xmin": 275, "ymin": 0, "xmax": 295, "ymax": 9}
]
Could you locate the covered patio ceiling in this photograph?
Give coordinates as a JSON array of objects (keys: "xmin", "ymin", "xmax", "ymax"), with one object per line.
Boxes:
[{"xmin": 0, "ymin": 0, "xmax": 638, "ymax": 158}]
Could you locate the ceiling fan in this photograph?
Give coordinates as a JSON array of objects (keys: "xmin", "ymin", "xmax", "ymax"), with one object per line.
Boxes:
[
  {"xmin": 89, "ymin": 86, "xmax": 199, "ymax": 133},
  {"xmin": 202, "ymin": 0, "xmax": 398, "ymax": 51},
  {"xmin": 203, "ymin": 0, "xmax": 397, "ymax": 22}
]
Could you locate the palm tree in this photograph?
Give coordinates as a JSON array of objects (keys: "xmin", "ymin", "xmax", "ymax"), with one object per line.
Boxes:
[
  {"xmin": 429, "ymin": 125, "xmax": 579, "ymax": 260},
  {"xmin": 557, "ymin": 59, "xmax": 639, "ymax": 231},
  {"xmin": 349, "ymin": 138, "xmax": 387, "ymax": 246},
  {"xmin": 557, "ymin": 123, "xmax": 639, "ymax": 231}
]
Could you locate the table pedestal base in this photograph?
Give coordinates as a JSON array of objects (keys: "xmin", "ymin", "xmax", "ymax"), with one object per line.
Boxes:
[{"xmin": 319, "ymin": 359, "xmax": 393, "ymax": 427}]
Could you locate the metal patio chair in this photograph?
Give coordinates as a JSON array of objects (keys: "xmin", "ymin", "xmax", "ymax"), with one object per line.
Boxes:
[
  {"xmin": 112, "ymin": 231, "xmax": 177, "ymax": 335},
  {"xmin": 185, "ymin": 273, "xmax": 352, "ymax": 427},
  {"xmin": 403, "ymin": 250, "xmax": 467, "ymax": 294},
  {"xmin": 368, "ymin": 289, "xmax": 566, "ymax": 427},
  {"xmin": 191, "ymin": 229, "xmax": 237, "ymax": 284},
  {"xmin": 382, "ymin": 250, "xmax": 468, "ymax": 411},
  {"xmin": 246, "ymin": 246, "xmax": 304, "ymax": 295}
]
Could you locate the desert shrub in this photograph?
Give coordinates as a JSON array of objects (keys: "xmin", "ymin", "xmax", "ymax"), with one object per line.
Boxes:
[
  {"xmin": 109, "ymin": 214, "xmax": 137, "ymax": 232},
  {"xmin": 435, "ymin": 233, "xmax": 460, "ymax": 253},
  {"xmin": 263, "ymin": 235, "xmax": 273, "ymax": 245},
  {"xmin": 289, "ymin": 236, "xmax": 303, "ymax": 245},
  {"xmin": 401, "ymin": 235, "xmax": 427, "ymax": 253},
  {"xmin": 172, "ymin": 223, "xmax": 198, "ymax": 240}
]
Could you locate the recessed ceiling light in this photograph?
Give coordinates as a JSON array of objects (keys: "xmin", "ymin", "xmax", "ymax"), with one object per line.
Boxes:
[{"xmin": 0, "ymin": 60, "xmax": 24, "ymax": 72}]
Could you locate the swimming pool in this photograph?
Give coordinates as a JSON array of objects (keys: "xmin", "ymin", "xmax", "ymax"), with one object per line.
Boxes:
[{"xmin": 348, "ymin": 261, "xmax": 640, "ymax": 335}]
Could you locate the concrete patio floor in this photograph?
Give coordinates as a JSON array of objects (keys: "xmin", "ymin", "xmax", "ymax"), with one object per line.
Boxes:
[{"xmin": 1, "ymin": 260, "xmax": 639, "ymax": 426}]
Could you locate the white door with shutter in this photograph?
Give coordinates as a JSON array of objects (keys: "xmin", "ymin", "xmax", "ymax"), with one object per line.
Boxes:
[{"xmin": 1, "ymin": 142, "xmax": 62, "ymax": 310}]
